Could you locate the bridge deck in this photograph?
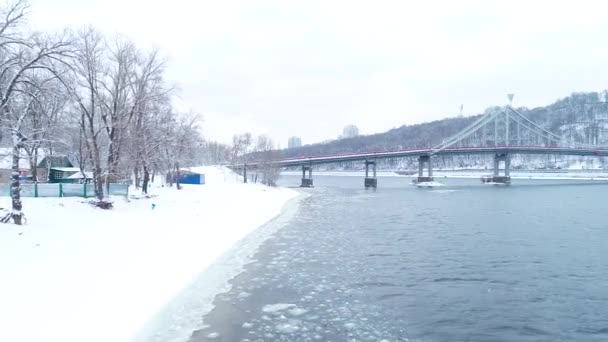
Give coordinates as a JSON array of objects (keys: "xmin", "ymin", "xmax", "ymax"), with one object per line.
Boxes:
[{"xmin": 241, "ymin": 146, "xmax": 608, "ymax": 168}]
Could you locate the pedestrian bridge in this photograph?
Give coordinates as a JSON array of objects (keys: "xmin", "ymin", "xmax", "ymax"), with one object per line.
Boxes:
[{"xmin": 237, "ymin": 106, "xmax": 608, "ymax": 187}]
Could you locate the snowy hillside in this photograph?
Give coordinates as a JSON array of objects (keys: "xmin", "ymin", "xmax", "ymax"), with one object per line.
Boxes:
[{"xmin": 276, "ymin": 91, "xmax": 608, "ymax": 170}]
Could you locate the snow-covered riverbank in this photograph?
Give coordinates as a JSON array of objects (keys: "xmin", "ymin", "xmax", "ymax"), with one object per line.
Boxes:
[
  {"xmin": 428, "ymin": 171, "xmax": 608, "ymax": 180},
  {"xmin": 0, "ymin": 166, "xmax": 298, "ymax": 342}
]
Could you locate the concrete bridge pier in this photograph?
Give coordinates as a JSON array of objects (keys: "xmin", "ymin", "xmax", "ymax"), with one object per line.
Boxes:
[
  {"xmin": 364, "ymin": 160, "xmax": 377, "ymax": 188},
  {"xmin": 490, "ymin": 153, "xmax": 511, "ymax": 184},
  {"xmin": 301, "ymin": 165, "xmax": 314, "ymax": 187},
  {"xmin": 243, "ymin": 165, "xmax": 247, "ymax": 183},
  {"xmin": 417, "ymin": 155, "xmax": 434, "ymax": 182}
]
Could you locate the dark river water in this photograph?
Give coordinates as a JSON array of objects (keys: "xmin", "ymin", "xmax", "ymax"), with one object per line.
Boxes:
[{"xmin": 190, "ymin": 176, "xmax": 608, "ymax": 342}]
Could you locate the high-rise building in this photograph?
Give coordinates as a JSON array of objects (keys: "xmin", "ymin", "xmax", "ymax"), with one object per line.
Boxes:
[
  {"xmin": 288, "ymin": 136, "xmax": 302, "ymax": 149},
  {"xmin": 342, "ymin": 125, "xmax": 359, "ymax": 139}
]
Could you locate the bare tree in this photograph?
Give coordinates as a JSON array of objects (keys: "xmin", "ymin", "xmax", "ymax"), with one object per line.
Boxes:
[
  {"xmin": 21, "ymin": 75, "xmax": 68, "ymax": 182},
  {"xmin": 0, "ymin": 1, "xmax": 73, "ymax": 224},
  {"xmin": 202, "ymin": 140, "xmax": 231, "ymax": 165},
  {"xmin": 68, "ymin": 27, "xmax": 106, "ymax": 203},
  {"xmin": 131, "ymin": 102, "xmax": 174, "ymax": 194},
  {"xmin": 71, "ymin": 33, "xmax": 173, "ymax": 198},
  {"xmin": 254, "ymin": 134, "xmax": 279, "ymax": 186},
  {"xmin": 230, "ymin": 132, "xmax": 252, "ymax": 165},
  {"xmin": 98, "ymin": 37, "xmax": 138, "ymax": 189},
  {"xmin": 126, "ymin": 49, "xmax": 170, "ymax": 194},
  {"xmin": 0, "ymin": 1, "xmax": 209, "ymax": 219},
  {"xmin": 156, "ymin": 112, "xmax": 204, "ymax": 189}
]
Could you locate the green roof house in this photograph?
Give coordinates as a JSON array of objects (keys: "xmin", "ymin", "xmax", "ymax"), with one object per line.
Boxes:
[{"xmin": 36, "ymin": 156, "xmax": 77, "ymax": 183}]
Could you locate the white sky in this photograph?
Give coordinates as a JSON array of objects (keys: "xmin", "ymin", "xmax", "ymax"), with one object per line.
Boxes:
[{"xmin": 29, "ymin": 0, "xmax": 608, "ymax": 146}]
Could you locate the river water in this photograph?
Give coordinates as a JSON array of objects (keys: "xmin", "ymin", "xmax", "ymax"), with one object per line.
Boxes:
[{"xmin": 190, "ymin": 176, "xmax": 608, "ymax": 342}]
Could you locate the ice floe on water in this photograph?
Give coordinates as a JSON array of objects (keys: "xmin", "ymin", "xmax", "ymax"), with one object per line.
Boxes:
[
  {"xmin": 236, "ymin": 291, "xmax": 251, "ymax": 299},
  {"xmin": 288, "ymin": 307, "xmax": 309, "ymax": 316},
  {"xmin": 344, "ymin": 322, "xmax": 357, "ymax": 330},
  {"xmin": 413, "ymin": 181, "xmax": 445, "ymax": 187},
  {"xmin": 275, "ymin": 322, "xmax": 301, "ymax": 333},
  {"xmin": 205, "ymin": 332, "xmax": 219, "ymax": 339},
  {"xmin": 261, "ymin": 303, "xmax": 296, "ymax": 313}
]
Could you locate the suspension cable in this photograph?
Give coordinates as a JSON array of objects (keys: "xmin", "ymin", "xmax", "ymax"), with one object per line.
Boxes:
[
  {"xmin": 432, "ymin": 110, "xmax": 499, "ymax": 152},
  {"xmin": 431, "ymin": 105, "xmax": 604, "ymax": 155},
  {"xmin": 506, "ymin": 106, "xmax": 598, "ymax": 148}
]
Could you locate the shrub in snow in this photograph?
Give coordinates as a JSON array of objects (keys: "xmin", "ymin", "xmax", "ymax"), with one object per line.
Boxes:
[{"xmin": 89, "ymin": 200, "xmax": 113, "ymax": 210}]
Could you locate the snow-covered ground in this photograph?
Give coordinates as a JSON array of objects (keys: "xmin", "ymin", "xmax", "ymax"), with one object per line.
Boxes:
[
  {"xmin": 430, "ymin": 170, "xmax": 608, "ymax": 180},
  {"xmin": 0, "ymin": 166, "xmax": 298, "ymax": 342}
]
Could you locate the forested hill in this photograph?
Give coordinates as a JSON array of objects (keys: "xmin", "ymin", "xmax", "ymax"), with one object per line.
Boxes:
[
  {"xmin": 278, "ymin": 92, "xmax": 608, "ymax": 160},
  {"xmin": 280, "ymin": 115, "xmax": 479, "ymax": 158}
]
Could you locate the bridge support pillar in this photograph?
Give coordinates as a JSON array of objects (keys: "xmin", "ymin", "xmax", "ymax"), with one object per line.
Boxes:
[
  {"xmin": 487, "ymin": 153, "xmax": 511, "ymax": 184},
  {"xmin": 301, "ymin": 165, "xmax": 314, "ymax": 187},
  {"xmin": 417, "ymin": 155, "xmax": 434, "ymax": 183},
  {"xmin": 243, "ymin": 165, "xmax": 247, "ymax": 183},
  {"xmin": 364, "ymin": 160, "xmax": 377, "ymax": 188}
]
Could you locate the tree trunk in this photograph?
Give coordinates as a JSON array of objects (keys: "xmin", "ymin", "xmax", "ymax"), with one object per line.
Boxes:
[
  {"xmin": 31, "ymin": 149, "xmax": 38, "ymax": 183},
  {"xmin": 105, "ymin": 140, "xmax": 114, "ymax": 194},
  {"xmin": 167, "ymin": 171, "xmax": 173, "ymax": 187},
  {"xmin": 92, "ymin": 143, "xmax": 104, "ymax": 201},
  {"xmin": 133, "ymin": 166, "xmax": 140, "ymax": 189},
  {"xmin": 86, "ymin": 109, "xmax": 105, "ymax": 201},
  {"xmin": 175, "ymin": 162, "xmax": 182, "ymax": 190},
  {"xmin": 142, "ymin": 164, "xmax": 150, "ymax": 194},
  {"xmin": 46, "ymin": 158, "xmax": 51, "ymax": 183},
  {"xmin": 11, "ymin": 143, "xmax": 23, "ymax": 225},
  {"xmin": 94, "ymin": 166, "xmax": 104, "ymax": 201}
]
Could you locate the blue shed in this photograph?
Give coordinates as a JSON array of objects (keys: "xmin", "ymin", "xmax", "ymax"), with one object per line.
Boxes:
[{"xmin": 179, "ymin": 171, "xmax": 205, "ymax": 185}]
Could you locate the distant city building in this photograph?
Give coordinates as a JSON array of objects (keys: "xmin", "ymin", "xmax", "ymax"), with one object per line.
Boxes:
[
  {"xmin": 342, "ymin": 125, "xmax": 359, "ymax": 139},
  {"xmin": 288, "ymin": 136, "xmax": 302, "ymax": 149}
]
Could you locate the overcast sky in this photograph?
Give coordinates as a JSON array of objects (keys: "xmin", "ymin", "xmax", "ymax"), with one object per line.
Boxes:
[{"xmin": 29, "ymin": 0, "xmax": 608, "ymax": 146}]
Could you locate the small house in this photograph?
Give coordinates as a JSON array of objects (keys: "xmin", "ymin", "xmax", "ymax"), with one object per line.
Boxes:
[
  {"xmin": 178, "ymin": 170, "xmax": 205, "ymax": 185},
  {"xmin": 37, "ymin": 156, "xmax": 74, "ymax": 182},
  {"xmin": 47, "ymin": 167, "xmax": 88, "ymax": 183}
]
